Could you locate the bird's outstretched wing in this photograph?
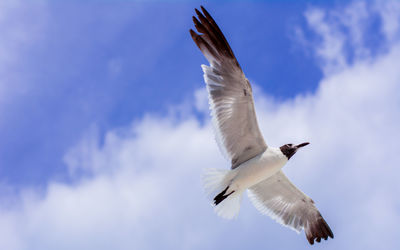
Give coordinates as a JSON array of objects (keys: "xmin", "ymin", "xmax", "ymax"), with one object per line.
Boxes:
[
  {"xmin": 190, "ymin": 6, "xmax": 267, "ymax": 168},
  {"xmin": 248, "ymin": 171, "xmax": 334, "ymax": 245}
]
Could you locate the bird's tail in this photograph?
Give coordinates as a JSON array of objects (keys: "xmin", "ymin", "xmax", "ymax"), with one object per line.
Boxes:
[{"xmin": 202, "ymin": 168, "xmax": 243, "ymax": 219}]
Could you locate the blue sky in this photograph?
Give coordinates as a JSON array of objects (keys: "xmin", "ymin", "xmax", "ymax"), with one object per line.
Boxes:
[
  {"xmin": 0, "ymin": 1, "xmax": 326, "ymax": 186},
  {"xmin": 1, "ymin": 0, "xmax": 400, "ymax": 250}
]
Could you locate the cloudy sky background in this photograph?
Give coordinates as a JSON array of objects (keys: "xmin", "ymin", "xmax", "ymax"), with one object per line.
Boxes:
[{"xmin": 1, "ymin": 0, "xmax": 400, "ymax": 249}]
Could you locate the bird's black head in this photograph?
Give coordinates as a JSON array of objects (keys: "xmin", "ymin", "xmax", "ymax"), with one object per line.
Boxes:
[{"xmin": 280, "ymin": 142, "xmax": 310, "ymax": 160}]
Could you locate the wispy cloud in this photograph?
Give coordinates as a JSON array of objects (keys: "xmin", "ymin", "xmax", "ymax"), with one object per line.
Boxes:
[
  {"xmin": 374, "ymin": 0, "xmax": 400, "ymax": 42},
  {"xmin": 1, "ymin": 1, "xmax": 400, "ymax": 250},
  {"xmin": 298, "ymin": 0, "xmax": 400, "ymax": 75}
]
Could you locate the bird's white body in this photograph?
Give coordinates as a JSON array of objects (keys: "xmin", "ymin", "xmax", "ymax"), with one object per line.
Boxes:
[
  {"xmin": 203, "ymin": 147, "xmax": 288, "ymax": 219},
  {"xmin": 191, "ymin": 7, "xmax": 333, "ymax": 244},
  {"xmin": 228, "ymin": 147, "xmax": 287, "ymax": 193}
]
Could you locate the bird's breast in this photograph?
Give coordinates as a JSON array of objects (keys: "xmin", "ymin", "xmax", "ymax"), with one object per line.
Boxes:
[{"xmin": 231, "ymin": 149, "xmax": 287, "ymax": 190}]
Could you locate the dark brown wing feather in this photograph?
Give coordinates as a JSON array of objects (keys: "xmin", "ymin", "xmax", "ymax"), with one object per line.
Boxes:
[
  {"xmin": 190, "ymin": 6, "xmax": 267, "ymax": 168},
  {"xmin": 305, "ymin": 212, "xmax": 334, "ymax": 245},
  {"xmin": 190, "ymin": 6, "xmax": 239, "ymax": 66},
  {"xmin": 248, "ymin": 171, "xmax": 334, "ymax": 245}
]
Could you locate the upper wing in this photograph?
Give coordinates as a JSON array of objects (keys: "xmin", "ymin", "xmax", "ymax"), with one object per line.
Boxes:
[
  {"xmin": 248, "ymin": 171, "xmax": 334, "ymax": 245},
  {"xmin": 190, "ymin": 6, "xmax": 267, "ymax": 168}
]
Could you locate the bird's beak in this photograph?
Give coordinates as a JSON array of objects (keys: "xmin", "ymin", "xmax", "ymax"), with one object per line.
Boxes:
[{"xmin": 296, "ymin": 142, "xmax": 310, "ymax": 148}]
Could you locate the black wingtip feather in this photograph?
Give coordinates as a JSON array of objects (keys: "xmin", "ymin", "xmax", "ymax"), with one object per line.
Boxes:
[
  {"xmin": 195, "ymin": 8, "xmax": 202, "ymax": 17},
  {"xmin": 189, "ymin": 29, "xmax": 198, "ymax": 41},
  {"xmin": 200, "ymin": 6, "xmax": 213, "ymax": 21},
  {"xmin": 305, "ymin": 216, "xmax": 334, "ymax": 245},
  {"xmin": 199, "ymin": 6, "xmax": 236, "ymax": 59},
  {"xmin": 190, "ymin": 6, "xmax": 240, "ymax": 68},
  {"xmin": 192, "ymin": 16, "xmax": 208, "ymax": 36}
]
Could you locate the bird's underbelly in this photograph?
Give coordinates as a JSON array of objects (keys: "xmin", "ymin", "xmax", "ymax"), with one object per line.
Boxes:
[{"xmin": 231, "ymin": 155, "xmax": 286, "ymax": 191}]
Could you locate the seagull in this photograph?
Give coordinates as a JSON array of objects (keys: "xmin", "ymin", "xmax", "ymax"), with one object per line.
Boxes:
[{"xmin": 189, "ymin": 6, "xmax": 334, "ymax": 245}]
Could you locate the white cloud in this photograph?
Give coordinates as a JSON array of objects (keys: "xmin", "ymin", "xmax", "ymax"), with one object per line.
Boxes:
[
  {"xmin": 374, "ymin": 0, "xmax": 400, "ymax": 42},
  {"xmin": 1, "ymin": 1, "xmax": 400, "ymax": 250},
  {"xmin": 337, "ymin": 1, "xmax": 369, "ymax": 57},
  {"xmin": 304, "ymin": 7, "xmax": 348, "ymax": 74},
  {"xmin": 300, "ymin": 0, "xmax": 400, "ymax": 75},
  {"xmin": 1, "ymin": 115, "xmax": 228, "ymax": 250}
]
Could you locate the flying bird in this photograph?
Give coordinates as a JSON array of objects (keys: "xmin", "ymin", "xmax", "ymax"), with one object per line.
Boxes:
[{"xmin": 189, "ymin": 6, "xmax": 334, "ymax": 245}]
